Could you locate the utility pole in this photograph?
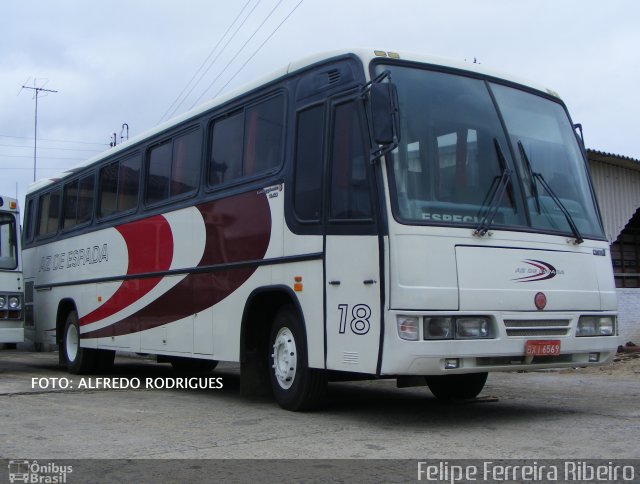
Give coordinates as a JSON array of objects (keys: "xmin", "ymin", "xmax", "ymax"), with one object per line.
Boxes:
[{"xmin": 21, "ymin": 82, "xmax": 58, "ymax": 182}]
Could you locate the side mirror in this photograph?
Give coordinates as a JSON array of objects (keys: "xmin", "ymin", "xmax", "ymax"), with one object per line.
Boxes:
[{"xmin": 370, "ymin": 83, "xmax": 399, "ymax": 145}]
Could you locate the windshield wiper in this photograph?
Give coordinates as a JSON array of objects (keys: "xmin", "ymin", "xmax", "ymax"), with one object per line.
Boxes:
[
  {"xmin": 518, "ymin": 141, "xmax": 540, "ymax": 213},
  {"xmin": 517, "ymin": 142, "xmax": 584, "ymax": 244},
  {"xmin": 474, "ymin": 139, "xmax": 512, "ymax": 237},
  {"xmin": 533, "ymin": 172, "xmax": 584, "ymax": 244}
]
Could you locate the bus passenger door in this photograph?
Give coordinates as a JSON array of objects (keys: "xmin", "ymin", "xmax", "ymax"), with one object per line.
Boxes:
[{"xmin": 324, "ymin": 99, "xmax": 382, "ymax": 374}]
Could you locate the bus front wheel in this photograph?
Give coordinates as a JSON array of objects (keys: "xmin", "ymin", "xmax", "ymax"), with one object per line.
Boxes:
[
  {"xmin": 425, "ymin": 372, "xmax": 488, "ymax": 401},
  {"xmin": 62, "ymin": 310, "xmax": 99, "ymax": 374},
  {"xmin": 269, "ymin": 305, "xmax": 326, "ymax": 411}
]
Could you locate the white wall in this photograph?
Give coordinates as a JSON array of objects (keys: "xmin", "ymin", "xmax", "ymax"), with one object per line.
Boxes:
[{"xmin": 616, "ymin": 288, "xmax": 640, "ymax": 343}]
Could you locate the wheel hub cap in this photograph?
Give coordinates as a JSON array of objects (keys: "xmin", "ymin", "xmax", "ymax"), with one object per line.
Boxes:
[{"xmin": 272, "ymin": 327, "xmax": 297, "ymax": 390}]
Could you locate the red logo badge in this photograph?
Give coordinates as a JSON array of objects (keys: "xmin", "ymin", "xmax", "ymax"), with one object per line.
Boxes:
[{"xmin": 534, "ymin": 292, "xmax": 547, "ymax": 310}]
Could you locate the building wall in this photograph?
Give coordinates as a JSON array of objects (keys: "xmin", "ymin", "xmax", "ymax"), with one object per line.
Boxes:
[
  {"xmin": 616, "ymin": 288, "xmax": 640, "ymax": 343},
  {"xmin": 589, "ymin": 160, "xmax": 640, "ymax": 243}
]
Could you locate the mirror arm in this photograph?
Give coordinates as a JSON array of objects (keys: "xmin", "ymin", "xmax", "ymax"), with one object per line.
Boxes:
[{"xmin": 360, "ymin": 70, "xmax": 392, "ymax": 98}]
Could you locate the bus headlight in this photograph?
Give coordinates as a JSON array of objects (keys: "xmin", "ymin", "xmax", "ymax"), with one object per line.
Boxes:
[
  {"xmin": 397, "ymin": 316, "xmax": 419, "ymax": 341},
  {"xmin": 0, "ymin": 296, "xmax": 6, "ymax": 309},
  {"xmin": 424, "ymin": 317, "xmax": 454, "ymax": 339},
  {"xmin": 456, "ymin": 317, "xmax": 492, "ymax": 339},
  {"xmin": 8, "ymin": 296, "xmax": 21, "ymax": 309},
  {"xmin": 424, "ymin": 316, "xmax": 494, "ymax": 340},
  {"xmin": 577, "ymin": 316, "xmax": 616, "ymax": 336}
]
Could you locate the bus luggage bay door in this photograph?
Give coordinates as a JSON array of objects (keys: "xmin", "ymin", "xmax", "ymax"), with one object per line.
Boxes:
[{"xmin": 325, "ymin": 235, "xmax": 381, "ymax": 373}]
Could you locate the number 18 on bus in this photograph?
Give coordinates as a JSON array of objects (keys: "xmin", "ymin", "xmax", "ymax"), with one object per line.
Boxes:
[{"xmin": 22, "ymin": 49, "xmax": 618, "ymax": 409}]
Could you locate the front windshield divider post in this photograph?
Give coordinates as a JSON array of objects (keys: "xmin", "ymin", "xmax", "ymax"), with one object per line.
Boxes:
[
  {"xmin": 517, "ymin": 141, "xmax": 541, "ymax": 214},
  {"xmin": 474, "ymin": 168, "xmax": 512, "ymax": 238},
  {"xmin": 473, "ymin": 139, "xmax": 512, "ymax": 237}
]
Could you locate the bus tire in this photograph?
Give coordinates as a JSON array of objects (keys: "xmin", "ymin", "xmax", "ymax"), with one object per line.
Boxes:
[
  {"xmin": 425, "ymin": 372, "xmax": 488, "ymax": 401},
  {"xmin": 269, "ymin": 305, "xmax": 326, "ymax": 411},
  {"xmin": 62, "ymin": 310, "xmax": 99, "ymax": 374}
]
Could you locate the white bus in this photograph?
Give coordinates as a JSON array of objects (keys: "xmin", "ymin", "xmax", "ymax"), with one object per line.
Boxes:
[
  {"xmin": 23, "ymin": 49, "xmax": 618, "ymax": 410},
  {"xmin": 0, "ymin": 196, "xmax": 24, "ymax": 347}
]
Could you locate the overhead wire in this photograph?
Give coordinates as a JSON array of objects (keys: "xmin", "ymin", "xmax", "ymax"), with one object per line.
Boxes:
[
  {"xmin": 0, "ymin": 134, "xmax": 106, "ymax": 146},
  {"xmin": 159, "ymin": 0, "xmax": 261, "ymax": 123},
  {"xmin": 0, "ymin": 143, "xmax": 102, "ymax": 153},
  {"xmin": 189, "ymin": 0, "xmax": 288, "ymax": 109},
  {"xmin": 212, "ymin": 0, "xmax": 304, "ymax": 100}
]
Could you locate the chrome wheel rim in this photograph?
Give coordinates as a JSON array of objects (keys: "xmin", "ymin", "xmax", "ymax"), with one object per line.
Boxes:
[
  {"xmin": 66, "ymin": 322, "xmax": 79, "ymax": 363},
  {"xmin": 272, "ymin": 327, "xmax": 297, "ymax": 390}
]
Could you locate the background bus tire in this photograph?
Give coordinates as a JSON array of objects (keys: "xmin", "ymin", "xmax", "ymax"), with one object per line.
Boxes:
[
  {"xmin": 269, "ymin": 305, "xmax": 326, "ymax": 411},
  {"xmin": 170, "ymin": 357, "xmax": 218, "ymax": 374},
  {"xmin": 62, "ymin": 310, "xmax": 99, "ymax": 374},
  {"xmin": 425, "ymin": 372, "xmax": 488, "ymax": 401},
  {"xmin": 97, "ymin": 349, "xmax": 116, "ymax": 372}
]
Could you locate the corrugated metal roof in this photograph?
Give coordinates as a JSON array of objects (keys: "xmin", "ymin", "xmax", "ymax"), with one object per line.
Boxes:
[{"xmin": 587, "ymin": 149, "xmax": 640, "ymax": 171}]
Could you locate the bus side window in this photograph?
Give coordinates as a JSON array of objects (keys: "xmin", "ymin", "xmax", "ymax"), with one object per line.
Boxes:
[
  {"xmin": 244, "ymin": 95, "xmax": 284, "ymax": 177},
  {"xmin": 36, "ymin": 190, "xmax": 61, "ymax": 237},
  {"xmin": 146, "ymin": 129, "xmax": 201, "ymax": 204},
  {"xmin": 63, "ymin": 173, "xmax": 95, "ymax": 229},
  {"xmin": 63, "ymin": 179, "xmax": 80, "ymax": 229},
  {"xmin": 209, "ymin": 112, "xmax": 243, "ymax": 186},
  {"xmin": 118, "ymin": 157, "xmax": 140, "ymax": 212},
  {"xmin": 146, "ymin": 141, "xmax": 172, "ymax": 204},
  {"xmin": 172, "ymin": 129, "xmax": 200, "ymax": 196},
  {"xmin": 293, "ymin": 105, "xmax": 324, "ymax": 222},
  {"xmin": 99, "ymin": 155, "xmax": 140, "ymax": 218},
  {"xmin": 329, "ymin": 101, "xmax": 373, "ymax": 221},
  {"xmin": 77, "ymin": 174, "xmax": 95, "ymax": 225},
  {"xmin": 24, "ymin": 198, "xmax": 34, "ymax": 243}
]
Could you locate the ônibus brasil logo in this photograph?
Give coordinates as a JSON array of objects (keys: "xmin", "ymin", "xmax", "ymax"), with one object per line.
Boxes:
[
  {"xmin": 513, "ymin": 259, "xmax": 564, "ymax": 283},
  {"xmin": 8, "ymin": 460, "xmax": 72, "ymax": 483}
]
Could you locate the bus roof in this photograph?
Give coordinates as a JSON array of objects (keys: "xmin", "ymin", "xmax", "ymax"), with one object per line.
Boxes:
[
  {"xmin": 0, "ymin": 196, "xmax": 19, "ymax": 212},
  {"xmin": 26, "ymin": 48, "xmax": 557, "ymax": 194}
]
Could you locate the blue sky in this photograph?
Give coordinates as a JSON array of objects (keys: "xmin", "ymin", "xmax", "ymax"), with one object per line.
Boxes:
[{"xmin": 1, "ymin": 0, "xmax": 638, "ymax": 206}]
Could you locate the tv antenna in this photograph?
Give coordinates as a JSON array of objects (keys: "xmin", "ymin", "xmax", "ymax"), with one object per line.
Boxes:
[{"xmin": 20, "ymin": 80, "xmax": 58, "ymax": 181}]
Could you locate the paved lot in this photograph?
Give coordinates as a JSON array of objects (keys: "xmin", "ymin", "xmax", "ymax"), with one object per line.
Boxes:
[
  {"xmin": 5, "ymin": 350, "xmax": 640, "ymax": 483},
  {"xmin": 1, "ymin": 349, "xmax": 639, "ymax": 464}
]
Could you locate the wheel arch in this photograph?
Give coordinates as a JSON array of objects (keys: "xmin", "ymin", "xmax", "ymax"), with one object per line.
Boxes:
[
  {"xmin": 56, "ymin": 298, "xmax": 77, "ymax": 346},
  {"xmin": 239, "ymin": 285, "xmax": 305, "ymax": 364}
]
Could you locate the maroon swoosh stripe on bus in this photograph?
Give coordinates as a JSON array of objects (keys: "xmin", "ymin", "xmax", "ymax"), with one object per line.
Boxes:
[
  {"xmin": 79, "ymin": 215, "xmax": 174, "ymax": 326},
  {"xmin": 81, "ymin": 190, "xmax": 271, "ymax": 339}
]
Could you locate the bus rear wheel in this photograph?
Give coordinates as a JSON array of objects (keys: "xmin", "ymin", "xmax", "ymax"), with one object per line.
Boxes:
[
  {"xmin": 425, "ymin": 372, "xmax": 488, "ymax": 401},
  {"xmin": 62, "ymin": 310, "xmax": 99, "ymax": 374},
  {"xmin": 269, "ymin": 305, "xmax": 326, "ymax": 411}
]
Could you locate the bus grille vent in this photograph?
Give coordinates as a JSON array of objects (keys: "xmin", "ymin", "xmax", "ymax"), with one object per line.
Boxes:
[
  {"xmin": 327, "ymin": 69, "xmax": 341, "ymax": 85},
  {"xmin": 343, "ymin": 351, "xmax": 359, "ymax": 364},
  {"xmin": 504, "ymin": 319, "xmax": 571, "ymax": 337}
]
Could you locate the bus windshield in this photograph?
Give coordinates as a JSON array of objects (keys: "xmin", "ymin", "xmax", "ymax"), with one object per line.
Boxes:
[
  {"xmin": 381, "ymin": 64, "xmax": 604, "ymax": 239},
  {"xmin": 0, "ymin": 213, "xmax": 18, "ymax": 270}
]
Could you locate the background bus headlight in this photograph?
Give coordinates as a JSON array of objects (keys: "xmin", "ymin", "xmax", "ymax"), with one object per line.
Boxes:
[
  {"xmin": 456, "ymin": 317, "xmax": 492, "ymax": 338},
  {"xmin": 424, "ymin": 317, "xmax": 454, "ymax": 339},
  {"xmin": 0, "ymin": 296, "xmax": 6, "ymax": 309},
  {"xmin": 8, "ymin": 296, "xmax": 21, "ymax": 309},
  {"xmin": 397, "ymin": 316, "xmax": 419, "ymax": 340},
  {"xmin": 577, "ymin": 316, "xmax": 616, "ymax": 336}
]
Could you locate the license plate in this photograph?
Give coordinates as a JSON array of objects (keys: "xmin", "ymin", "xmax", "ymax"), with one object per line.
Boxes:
[{"xmin": 525, "ymin": 340, "xmax": 561, "ymax": 357}]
